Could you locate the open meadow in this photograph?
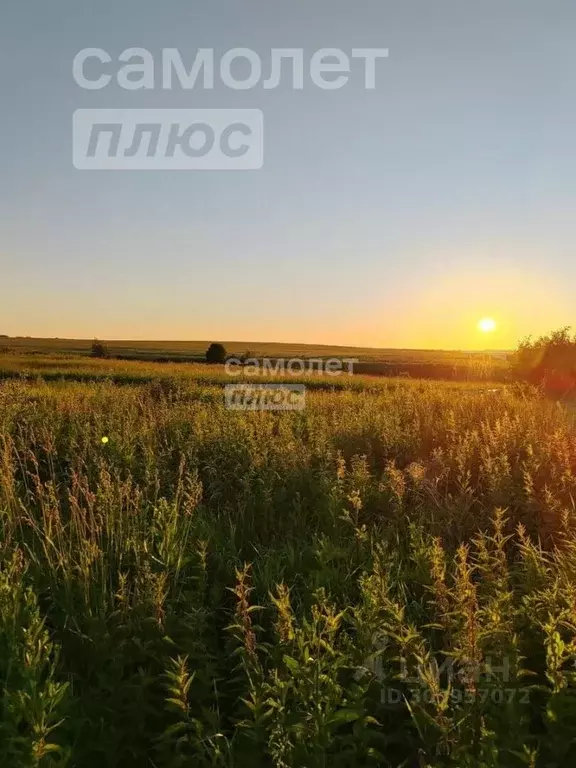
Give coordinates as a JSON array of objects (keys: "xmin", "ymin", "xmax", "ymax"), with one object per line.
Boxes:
[
  {"xmin": 4, "ymin": 2, "xmax": 575, "ymax": 764},
  {"xmin": 1, "ymin": 356, "xmax": 576, "ymax": 767}
]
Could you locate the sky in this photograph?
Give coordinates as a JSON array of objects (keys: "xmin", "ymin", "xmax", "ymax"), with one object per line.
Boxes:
[{"xmin": 1, "ymin": 0, "xmax": 575, "ymax": 350}]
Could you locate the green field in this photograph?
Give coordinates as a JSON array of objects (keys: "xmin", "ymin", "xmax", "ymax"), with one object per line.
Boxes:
[{"xmin": 1, "ymin": 358, "xmax": 575, "ymax": 767}]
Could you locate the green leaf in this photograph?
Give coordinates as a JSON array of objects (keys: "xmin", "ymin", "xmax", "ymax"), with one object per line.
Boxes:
[
  {"xmin": 328, "ymin": 709, "xmax": 361, "ymax": 725},
  {"xmin": 283, "ymin": 655, "xmax": 300, "ymax": 674}
]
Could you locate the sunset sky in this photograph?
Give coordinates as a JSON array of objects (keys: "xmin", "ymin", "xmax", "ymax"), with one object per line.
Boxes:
[{"xmin": 1, "ymin": 1, "xmax": 575, "ymax": 350}]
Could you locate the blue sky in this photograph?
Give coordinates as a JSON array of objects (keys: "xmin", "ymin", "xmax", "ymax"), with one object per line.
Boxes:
[{"xmin": 1, "ymin": 0, "xmax": 575, "ymax": 348}]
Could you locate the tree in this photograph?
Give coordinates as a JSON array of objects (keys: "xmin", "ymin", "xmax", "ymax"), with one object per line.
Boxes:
[
  {"xmin": 205, "ymin": 342, "xmax": 227, "ymax": 364},
  {"xmin": 90, "ymin": 338, "xmax": 109, "ymax": 359}
]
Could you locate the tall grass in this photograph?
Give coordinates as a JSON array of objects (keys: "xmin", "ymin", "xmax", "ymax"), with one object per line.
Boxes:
[{"xmin": 0, "ymin": 372, "xmax": 575, "ymax": 766}]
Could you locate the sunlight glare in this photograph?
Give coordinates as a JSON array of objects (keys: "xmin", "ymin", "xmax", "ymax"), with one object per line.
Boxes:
[{"xmin": 477, "ymin": 317, "xmax": 497, "ymax": 333}]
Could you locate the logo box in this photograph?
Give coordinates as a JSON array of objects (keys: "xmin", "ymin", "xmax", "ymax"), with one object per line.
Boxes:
[
  {"xmin": 73, "ymin": 108, "xmax": 264, "ymax": 170},
  {"xmin": 224, "ymin": 384, "xmax": 306, "ymax": 411}
]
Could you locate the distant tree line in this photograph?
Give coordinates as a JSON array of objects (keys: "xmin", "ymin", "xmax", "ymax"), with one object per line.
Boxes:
[{"xmin": 90, "ymin": 339, "xmax": 230, "ymax": 363}]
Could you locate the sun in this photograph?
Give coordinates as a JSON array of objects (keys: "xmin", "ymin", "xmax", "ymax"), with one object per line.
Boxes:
[{"xmin": 477, "ymin": 317, "xmax": 497, "ymax": 333}]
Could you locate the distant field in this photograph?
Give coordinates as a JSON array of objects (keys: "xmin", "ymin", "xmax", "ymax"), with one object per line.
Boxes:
[
  {"xmin": 0, "ymin": 353, "xmax": 509, "ymax": 392},
  {"xmin": 0, "ymin": 338, "xmax": 512, "ymax": 384},
  {"xmin": 0, "ymin": 336, "xmax": 509, "ymax": 365}
]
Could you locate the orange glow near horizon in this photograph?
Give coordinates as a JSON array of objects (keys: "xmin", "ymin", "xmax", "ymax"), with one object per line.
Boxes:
[
  {"xmin": 360, "ymin": 253, "xmax": 576, "ymax": 352},
  {"xmin": 4, "ymin": 255, "xmax": 574, "ymax": 352}
]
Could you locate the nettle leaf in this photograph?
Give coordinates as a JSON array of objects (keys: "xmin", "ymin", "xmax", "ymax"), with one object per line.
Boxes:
[
  {"xmin": 328, "ymin": 709, "xmax": 361, "ymax": 725},
  {"xmin": 283, "ymin": 655, "xmax": 300, "ymax": 674}
]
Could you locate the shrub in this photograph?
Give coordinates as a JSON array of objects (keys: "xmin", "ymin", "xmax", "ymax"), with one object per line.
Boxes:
[
  {"xmin": 205, "ymin": 342, "xmax": 227, "ymax": 364},
  {"xmin": 511, "ymin": 327, "xmax": 576, "ymax": 394},
  {"xmin": 90, "ymin": 338, "xmax": 109, "ymax": 358}
]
